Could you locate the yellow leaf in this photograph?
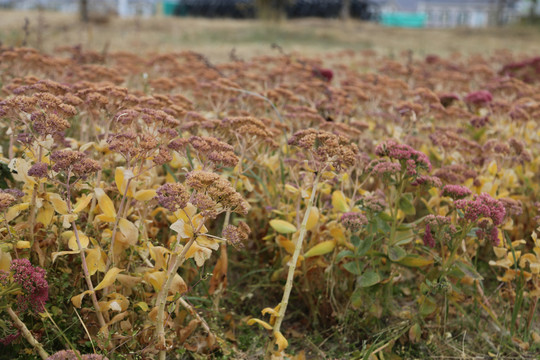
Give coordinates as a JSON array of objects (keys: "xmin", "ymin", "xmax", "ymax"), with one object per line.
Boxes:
[
  {"xmin": 276, "ymin": 235, "xmax": 295, "ymax": 255},
  {"xmin": 149, "ymin": 245, "xmax": 170, "ymax": 270},
  {"xmin": 95, "ymin": 188, "xmax": 116, "ymax": 219},
  {"xmin": 94, "ymin": 267, "xmax": 123, "ymax": 291},
  {"xmin": 284, "ymin": 184, "xmax": 299, "ymax": 196},
  {"xmin": 15, "ymin": 241, "xmax": 31, "ymax": 249},
  {"xmin": 397, "ymin": 255, "xmax": 434, "ymax": 267},
  {"xmin": 304, "ymin": 240, "xmax": 336, "ymax": 258},
  {"xmin": 134, "ymin": 189, "xmax": 157, "ymax": 201},
  {"xmin": 330, "ymin": 226, "xmax": 346, "ymax": 244},
  {"xmin": 71, "ymin": 290, "xmax": 92, "ymax": 308},
  {"xmin": 322, "ymin": 171, "xmax": 336, "ymax": 180},
  {"xmin": 170, "ymin": 273, "xmax": 187, "ymax": 295},
  {"xmin": 5, "ymin": 203, "xmax": 30, "ymax": 221},
  {"xmin": 117, "ymin": 274, "xmax": 142, "ymax": 288},
  {"xmin": 61, "ymin": 214, "xmax": 78, "ymax": 229},
  {"xmin": 96, "ymin": 214, "xmax": 116, "ymax": 223},
  {"xmin": 68, "ymin": 233, "xmax": 89, "ymax": 251},
  {"xmin": 247, "ymin": 318, "xmax": 273, "ymax": 330},
  {"xmin": 306, "ymin": 207, "xmax": 319, "ymax": 231},
  {"xmin": 332, "ymin": 190, "xmax": 349, "ymax": 212},
  {"xmin": 115, "ymin": 167, "xmax": 135, "ymax": 197},
  {"xmin": 270, "ymin": 219, "xmax": 297, "ymax": 234},
  {"xmin": 261, "ymin": 307, "xmax": 279, "ymax": 317},
  {"xmin": 108, "ymin": 312, "xmax": 129, "ymax": 326},
  {"xmin": 136, "ymin": 302, "xmax": 149, "ymax": 311},
  {"xmin": 36, "ymin": 203, "xmax": 54, "ymax": 226},
  {"xmin": 79, "ymin": 141, "xmax": 96, "ymax": 152},
  {"xmin": 86, "ymin": 247, "xmax": 107, "ymax": 275},
  {"xmin": 488, "ymin": 160, "xmax": 497, "ymax": 176},
  {"xmin": 274, "ymin": 331, "xmax": 288, "ymax": 352},
  {"xmin": 73, "ymin": 194, "xmax": 93, "ymax": 213},
  {"xmin": 0, "ymin": 249, "xmax": 12, "ymax": 271},
  {"xmin": 144, "ymin": 270, "xmax": 167, "ymax": 292},
  {"xmin": 493, "ymin": 247, "xmax": 507, "ymax": 258},
  {"xmin": 48, "ymin": 193, "xmax": 68, "ymax": 215},
  {"xmin": 52, "ymin": 250, "xmax": 80, "ymax": 262},
  {"xmin": 118, "ymin": 218, "xmax": 139, "ymax": 245}
]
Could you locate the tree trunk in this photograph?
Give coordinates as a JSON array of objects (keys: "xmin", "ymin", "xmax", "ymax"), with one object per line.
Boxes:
[
  {"xmin": 531, "ymin": 0, "xmax": 538, "ymax": 20},
  {"xmin": 80, "ymin": 0, "xmax": 89, "ymax": 23},
  {"xmin": 495, "ymin": 0, "xmax": 506, "ymax": 27},
  {"xmin": 341, "ymin": 0, "xmax": 351, "ymax": 20}
]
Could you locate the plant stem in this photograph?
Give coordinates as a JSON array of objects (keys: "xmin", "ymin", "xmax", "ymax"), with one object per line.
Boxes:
[
  {"xmin": 7, "ymin": 307, "xmax": 49, "ymax": 360},
  {"xmin": 155, "ymin": 213, "xmax": 206, "ymax": 360},
  {"xmin": 65, "ymin": 173, "xmax": 107, "ymax": 329},
  {"xmin": 273, "ymin": 172, "xmax": 320, "ymax": 334}
]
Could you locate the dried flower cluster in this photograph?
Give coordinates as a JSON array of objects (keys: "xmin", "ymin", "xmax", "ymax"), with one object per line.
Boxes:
[{"xmin": 1, "ymin": 43, "xmax": 539, "ymax": 359}]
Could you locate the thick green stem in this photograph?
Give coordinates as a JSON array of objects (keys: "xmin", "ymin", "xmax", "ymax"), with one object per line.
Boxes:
[{"xmin": 273, "ymin": 173, "xmax": 320, "ymax": 334}]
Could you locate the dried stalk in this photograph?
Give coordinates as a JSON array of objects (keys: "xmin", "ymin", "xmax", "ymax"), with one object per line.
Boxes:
[
  {"xmin": 7, "ymin": 307, "xmax": 49, "ymax": 360},
  {"xmin": 155, "ymin": 233, "xmax": 198, "ymax": 360},
  {"xmin": 273, "ymin": 173, "xmax": 320, "ymax": 334}
]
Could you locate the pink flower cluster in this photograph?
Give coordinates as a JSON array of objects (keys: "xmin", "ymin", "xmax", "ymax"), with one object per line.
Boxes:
[
  {"xmin": 455, "ymin": 193, "xmax": 506, "ymax": 245},
  {"xmin": 375, "ymin": 139, "xmax": 431, "ymax": 176},
  {"xmin": 464, "ymin": 90, "xmax": 493, "ymax": 106},
  {"xmin": 368, "ymin": 159, "xmax": 401, "ymax": 177},
  {"xmin": 422, "ymin": 215, "xmax": 457, "ymax": 248},
  {"xmin": 411, "ymin": 175, "xmax": 442, "ymax": 188},
  {"xmin": 441, "ymin": 184, "xmax": 472, "ymax": 199},
  {"xmin": 8, "ymin": 258, "xmax": 49, "ymax": 313},
  {"xmin": 423, "ymin": 224, "xmax": 435, "ymax": 248},
  {"xmin": 340, "ymin": 212, "xmax": 368, "ymax": 232},
  {"xmin": 455, "ymin": 193, "xmax": 506, "ymax": 226}
]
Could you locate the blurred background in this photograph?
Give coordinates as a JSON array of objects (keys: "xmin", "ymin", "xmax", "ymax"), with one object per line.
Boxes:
[{"xmin": 0, "ymin": 1, "xmax": 539, "ymax": 59}]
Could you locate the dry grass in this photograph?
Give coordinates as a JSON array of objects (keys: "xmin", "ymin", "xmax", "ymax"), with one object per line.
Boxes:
[{"xmin": 1, "ymin": 9, "xmax": 540, "ymax": 61}]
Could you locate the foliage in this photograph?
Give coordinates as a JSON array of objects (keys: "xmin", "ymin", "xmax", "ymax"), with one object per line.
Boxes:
[{"xmin": 0, "ymin": 45, "xmax": 539, "ymax": 359}]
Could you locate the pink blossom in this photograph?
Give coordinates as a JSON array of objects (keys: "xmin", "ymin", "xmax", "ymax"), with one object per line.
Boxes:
[
  {"xmin": 9, "ymin": 258, "xmax": 49, "ymax": 313},
  {"xmin": 375, "ymin": 139, "xmax": 431, "ymax": 175},
  {"xmin": 455, "ymin": 193, "xmax": 505, "ymax": 226},
  {"xmin": 441, "ymin": 185, "xmax": 472, "ymax": 199},
  {"xmin": 423, "ymin": 224, "xmax": 435, "ymax": 248},
  {"xmin": 464, "ymin": 90, "xmax": 492, "ymax": 106}
]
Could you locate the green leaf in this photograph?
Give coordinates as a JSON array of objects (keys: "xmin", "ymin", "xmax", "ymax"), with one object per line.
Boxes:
[
  {"xmin": 357, "ymin": 270, "xmax": 380, "ymax": 288},
  {"xmin": 399, "ymin": 194, "xmax": 416, "ymax": 215},
  {"xmin": 336, "ymin": 250, "xmax": 355, "ymax": 262},
  {"xmin": 378, "ymin": 212, "xmax": 393, "ymax": 222},
  {"xmin": 343, "ymin": 261, "xmax": 363, "ymax": 275},
  {"xmin": 388, "ymin": 246, "xmax": 407, "ymax": 262},
  {"xmin": 454, "ymin": 261, "xmax": 484, "ymax": 281},
  {"xmin": 394, "ymin": 229, "xmax": 414, "ymax": 246},
  {"xmin": 396, "ymin": 215, "xmax": 428, "ymax": 230},
  {"xmin": 375, "ymin": 215, "xmax": 391, "ymax": 234},
  {"xmin": 419, "ymin": 296, "xmax": 437, "ymax": 317},
  {"xmin": 356, "ymin": 236, "xmax": 373, "ymax": 256},
  {"xmin": 350, "ymin": 287, "xmax": 363, "ymax": 308}
]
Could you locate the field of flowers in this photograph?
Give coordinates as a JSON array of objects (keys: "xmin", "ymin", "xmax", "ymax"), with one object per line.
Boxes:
[{"xmin": 0, "ymin": 44, "xmax": 539, "ymax": 359}]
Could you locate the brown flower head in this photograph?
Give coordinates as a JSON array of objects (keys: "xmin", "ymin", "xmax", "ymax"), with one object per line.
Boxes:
[
  {"xmin": 186, "ymin": 170, "xmax": 249, "ymax": 216},
  {"xmin": 50, "ymin": 150, "xmax": 100, "ymax": 177},
  {"xmin": 222, "ymin": 221, "xmax": 251, "ymax": 247},
  {"xmin": 0, "ymin": 193, "xmax": 16, "ymax": 211},
  {"xmin": 221, "ymin": 116, "xmax": 278, "ymax": 148},
  {"xmin": 189, "ymin": 136, "xmax": 238, "ymax": 168},
  {"xmin": 156, "ymin": 183, "xmax": 189, "ymax": 212},
  {"xmin": 287, "ymin": 129, "xmax": 358, "ymax": 171}
]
